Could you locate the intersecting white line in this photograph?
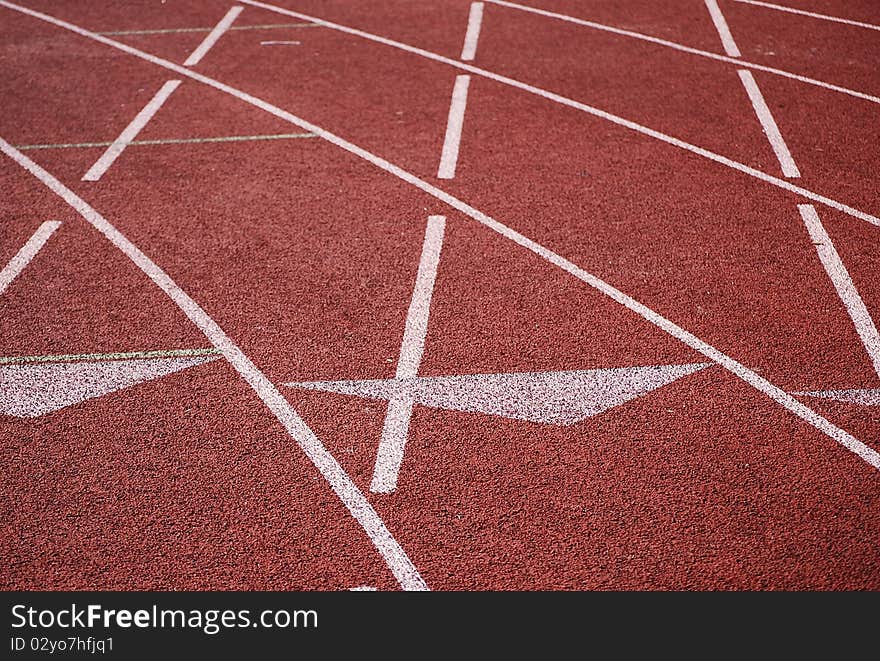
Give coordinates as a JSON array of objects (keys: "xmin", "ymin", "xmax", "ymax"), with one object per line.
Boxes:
[
  {"xmin": 372, "ymin": 215, "xmax": 446, "ymax": 493},
  {"xmin": 738, "ymin": 69, "xmax": 800, "ymax": 178},
  {"xmin": 184, "ymin": 5, "xmax": 243, "ymax": 66},
  {"xmin": 82, "ymin": 80, "xmax": 181, "ymax": 181},
  {"xmin": 0, "ymin": 138, "xmax": 428, "ymax": 592},
  {"xmin": 704, "ymin": 0, "xmax": 741, "ymax": 57},
  {"xmin": 437, "ymin": 75, "xmax": 470, "ymax": 179},
  {"xmin": 460, "ymin": 2, "xmax": 484, "ymax": 61},
  {"xmin": 4, "ymin": 2, "xmax": 878, "ymax": 471},
  {"xmin": 478, "ymin": 0, "xmax": 880, "ymax": 106},
  {"xmin": 0, "ymin": 220, "xmax": 61, "ymax": 295},
  {"xmin": 799, "ymin": 204, "xmax": 880, "ymax": 380},
  {"xmin": 734, "ymin": 0, "xmax": 880, "ymax": 33}
]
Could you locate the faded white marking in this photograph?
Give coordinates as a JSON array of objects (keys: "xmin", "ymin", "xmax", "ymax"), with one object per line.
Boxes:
[
  {"xmin": 734, "ymin": 0, "xmax": 880, "ymax": 33},
  {"xmin": 349, "ymin": 585, "xmax": 378, "ymax": 591},
  {"xmin": 793, "ymin": 389, "xmax": 880, "ymax": 406},
  {"xmin": 800, "ymin": 204, "xmax": 880, "ymax": 379},
  {"xmin": 260, "ymin": 40, "xmax": 300, "ymax": 45},
  {"xmin": 0, "ymin": 348, "xmax": 219, "ymax": 364},
  {"xmin": 18, "ymin": 133, "xmax": 316, "ymax": 151},
  {"xmin": 478, "ymin": 0, "xmax": 880, "ymax": 106},
  {"xmin": 437, "ymin": 76, "xmax": 470, "ymax": 179},
  {"xmin": 5, "ymin": 3, "xmax": 879, "ymax": 471},
  {"xmin": 97, "ymin": 22, "xmax": 317, "ymax": 36},
  {"xmin": 738, "ymin": 70, "xmax": 800, "ymax": 178},
  {"xmin": 0, "ymin": 138, "xmax": 428, "ymax": 592},
  {"xmin": 372, "ymin": 215, "xmax": 446, "ymax": 493},
  {"xmin": 222, "ymin": 0, "xmax": 880, "ymax": 226},
  {"xmin": 82, "ymin": 80, "xmax": 180, "ymax": 181},
  {"xmin": 0, "ymin": 355, "xmax": 218, "ymax": 417},
  {"xmin": 290, "ymin": 364, "xmax": 711, "ymax": 425},
  {"xmin": 460, "ymin": 2, "xmax": 484, "ymax": 61},
  {"xmin": 183, "ymin": 5, "xmax": 243, "ymax": 66},
  {"xmin": 704, "ymin": 0, "xmax": 741, "ymax": 57},
  {"xmin": 0, "ymin": 221, "xmax": 60, "ymax": 295}
]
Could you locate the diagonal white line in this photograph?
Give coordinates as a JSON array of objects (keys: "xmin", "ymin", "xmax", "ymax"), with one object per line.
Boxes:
[
  {"xmin": 0, "ymin": 220, "xmax": 61, "ymax": 295},
  {"xmin": 82, "ymin": 80, "xmax": 180, "ymax": 181},
  {"xmin": 183, "ymin": 5, "xmax": 243, "ymax": 66},
  {"xmin": 372, "ymin": 215, "xmax": 446, "ymax": 493},
  {"xmin": 0, "ymin": 138, "xmax": 428, "ymax": 592},
  {"xmin": 479, "ymin": 0, "xmax": 880, "ymax": 106},
  {"xmin": 4, "ymin": 1, "xmax": 878, "ymax": 472},
  {"xmin": 437, "ymin": 76, "xmax": 470, "ymax": 179},
  {"xmin": 460, "ymin": 2, "xmax": 484, "ymax": 61},
  {"xmin": 799, "ymin": 204, "xmax": 880, "ymax": 380},
  {"xmin": 704, "ymin": 0, "xmax": 741, "ymax": 57},
  {"xmin": 734, "ymin": 0, "xmax": 880, "ymax": 33},
  {"xmin": 738, "ymin": 70, "xmax": 800, "ymax": 178}
]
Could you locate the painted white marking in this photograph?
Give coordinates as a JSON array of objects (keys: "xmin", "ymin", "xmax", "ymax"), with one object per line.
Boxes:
[
  {"xmin": 437, "ymin": 76, "xmax": 470, "ymax": 179},
  {"xmin": 0, "ymin": 348, "xmax": 219, "ymax": 364},
  {"xmin": 0, "ymin": 221, "xmax": 60, "ymax": 295},
  {"xmin": 0, "ymin": 138, "xmax": 428, "ymax": 592},
  {"xmin": 799, "ymin": 204, "xmax": 880, "ymax": 379},
  {"xmin": 0, "ymin": 355, "xmax": 218, "ymax": 417},
  {"xmin": 82, "ymin": 80, "xmax": 180, "ymax": 181},
  {"xmin": 97, "ymin": 23, "xmax": 317, "ymax": 36},
  {"xmin": 18, "ymin": 133, "xmax": 316, "ymax": 151},
  {"xmin": 218, "ymin": 0, "xmax": 879, "ymax": 226},
  {"xmin": 793, "ymin": 389, "xmax": 880, "ymax": 406},
  {"xmin": 734, "ymin": 0, "xmax": 880, "ymax": 33},
  {"xmin": 460, "ymin": 2, "xmax": 484, "ymax": 61},
  {"xmin": 738, "ymin": 70, "xmax": 800, "ymax": 178},
  {"xmin": 290, "ymin": 364, "xmax": 711, "ymax": 425},
  {"xmin": 704, "ymin": 0, "xmax": 741, "ymax": 57},
  {"xmin": 183, "ymin": 5, "xmax": 243, "ymax": 66},
  {"xmin": 372, "ymin": 215, "xmax": 446, "ymax": 493},
  {"xmin": 5, "ymin": 5, "xmax": 879, "ymax": 471},
  {"xmin": 349, "ymin": 585, "xmax": 378, "ymax": 591},
  {"xmin": 260, "ymin": 40, "xmax": 300, "ymax": 45},
  {"xmin": 478, "ymin": 0, "xmax": 880, "ymax": 106}
]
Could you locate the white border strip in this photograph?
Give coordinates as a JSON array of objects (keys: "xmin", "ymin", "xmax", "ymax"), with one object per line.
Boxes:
[
  {"xmin": 734, "ymin": 0, "xmax": 880, "ymax": 33},
  {"xmin": 460, "ymin": 2, "xmax": 485, "ymax": 61},
  {"xmin": 184, "ymin": 5, "xmax": 243, "ymax": 66},
  {"xmin": 799, "ymin": 204, "xmax": 880, "ymax": 379},
  {"xmin": 372, "ymin": 215, "xmax": 446, "ymax": 493},
  {"xmin": 224, "ymin": 0, "xmax": 880, "ymax": 227},
  {"xmin": 738, "ymin": 69, "xmax": 800, "ymax": 178},
  {"xmin": 437, "ymin": 75, "xmax": 470, "ymax": 179},
  {"xmin": 4, "ymin": 2, "xmax": 878, "ymax": 472},
  {"xmin": 704, "ymin": 0, "xmax": 741, "ymax": 57},
  {"xmin": 0, "ymin": 220, "xmax": 61, "ymax": 294},
  {"xmin": 82, "ymin": 80, "xmax": 180, "ymax": 181},
  {"xmin": 479, "ymin": 0, "xmax": 880, "ymax": 106},
  {"xmin": 0, "ymin": 138, "xmax": 428, "ymax": 592}
]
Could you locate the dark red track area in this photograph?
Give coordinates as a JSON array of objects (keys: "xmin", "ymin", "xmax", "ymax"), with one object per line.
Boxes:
[{"xmin": 2, "ymin": 0, "xmax": 879, "ymax": 591}]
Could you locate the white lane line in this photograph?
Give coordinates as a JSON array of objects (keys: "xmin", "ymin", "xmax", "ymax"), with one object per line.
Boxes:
[
  {"xmin": 460, "ymin": 2, "xmax": 484, "ymax": 61},
  {"xmin": 7, "ymin": 4, "xmax": 880, "ymax": 472},
  {"xmin": 437, "ymin": 76, "xmax": 470, "ymax": 179},
  {"xmin": 0, "ymin": 220, "xmax": 61, "ymax": 295},
  {"xmin": 260, "ymin": 40, "xmax": 300, "ymax": 45},
  {"xmin": 704, "ymin": 0, "xmax": 741, "ymax": 57},
  {"xmin": 479, "ymin": 0, "xmax": 880, "ymax": 106},
  {"xmin": 0, "ymin": 138, "xmax": 428, "ymax": 592},
  {"xmin": 82, "ymin": 80, "xmax": 180, "ymax": 181},
  {"xmin": 799, "ymin": 204, "xmax": 880, "ymax": 380},
  {"xmin": 221, "ymin": 0, "xmax": 880, "ymax": 226},
  {"xmin": 372, "ymin": 215, "xmax": 446, "ymax": 493},
  {"xmin": 734, "ymin": 0, "xmax": 880, "ymax": 33},
  {"xmin": 738, "ymin": 69, "xmax": 801, "ymax": 178},
  {"xmin": 18, "ymin": 133, "xmax": 317, "ymax": 150},
  {"xmin": 0, "ymin": 348, "xmax": 220, "ymax": 364},
  {"xmin": 97, "ymin": 22, "xmax": 317, "ymax": 36},
  {"xmin": 183, "ymin": 5, "xmax": 243, "ymax": 66}
]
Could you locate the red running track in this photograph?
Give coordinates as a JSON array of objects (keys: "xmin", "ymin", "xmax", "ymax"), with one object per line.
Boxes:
[{"xmin": 1, "ymin": 0, "xmax": 879, "ymax": 590}]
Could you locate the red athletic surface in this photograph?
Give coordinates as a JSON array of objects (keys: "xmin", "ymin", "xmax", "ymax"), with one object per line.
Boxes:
[{"xmin": 2, "ymin": 0, "xmax": 879, "ymax": 590}]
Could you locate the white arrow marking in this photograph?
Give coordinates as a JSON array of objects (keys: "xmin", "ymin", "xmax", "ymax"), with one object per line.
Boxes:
[
  {"xmin": 286, "ymin": 363, "xmax": 710, "ymax": 425},
  {"xmin": 792, "ymin": 389, "xmax": 880, "ymax": 407},
  {"xmin": 0, "ymin": 355, "xmax": 219, "ymax": 417}
]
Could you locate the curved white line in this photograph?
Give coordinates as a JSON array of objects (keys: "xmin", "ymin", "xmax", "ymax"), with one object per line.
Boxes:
[
  {"xmin": 3, "ymin": 3, "xmax": 877, "ymax": 473},
  {"xmin": 228, "ymin": 0, "xmax": 878, "ymax": 228},
  {"xmin": 734, "ymin": 0, "xmax": 880, "ymax": 33},
  {"xmin": 482, "ymin": 0, "xmax": 880, "ymax": 105},
  {"xmin": 0, "ymin": 138, "xmax": 428, "ymax": 592}
]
